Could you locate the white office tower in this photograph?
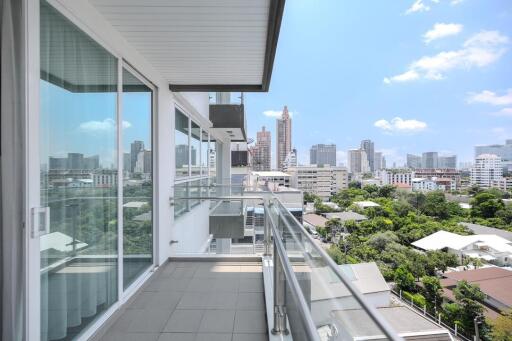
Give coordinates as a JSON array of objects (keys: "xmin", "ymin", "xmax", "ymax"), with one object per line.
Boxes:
[
  {"xmin": 287, "ymin": 165, "xmax": 348, "ymax": 200},
  {"xmin": 283, "ymin": 148, "xmax": 298, "ymax": 171},
  {"xmin": 348, "ymin": 149, "xmax": 369, "ymax": 174},
  {"xmin": 471, "ymin": 154, "xmax": 503, "ymax": 188}
]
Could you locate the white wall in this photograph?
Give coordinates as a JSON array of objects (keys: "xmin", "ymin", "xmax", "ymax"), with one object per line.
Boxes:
[{"xmin": 172, "ymin": 202, "xmax": 211, "ymax": 254}]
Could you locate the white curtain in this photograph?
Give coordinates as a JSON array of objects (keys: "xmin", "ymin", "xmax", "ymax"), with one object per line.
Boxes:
[{"xmin": 1, "ymin": 0, "xmax": 26, "ymax": 340}]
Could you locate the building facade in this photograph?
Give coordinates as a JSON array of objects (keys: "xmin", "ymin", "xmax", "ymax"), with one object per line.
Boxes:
[
  {"xmin": 475, "ymin": 140, "xmax": 512, "ymax": 171},
  {"xmin": 471, "ymin": 154, "xmax": 503, "ymax": 188},
  {"xmin": 288, "ymin": 165, "xmax": 348, "ymax": 200},
  {"xmin": 406, "ymin": 154, "xmax": 421, "ymax": 169},
  {"xmin": 283, "ymin": 148, "xmax": 298, "ymax": 171},
  {"xmin": 360, "ymin": 139, "xmax": 375, "ymax": 172},
  {"xmin": 276, "ymin": 106, "xmax": 292, "ymax": 171},
  {"xmin": 439, "ymin": 155, "xmax": 457, "ymax": 169},
  {"xmin": 310, "ymin": 144, "xmax": 336, "ymax": 166},
  {"xmin": 415, "ymin": 169, "xmax": 461, "ymax": 190},
  {"xmin": 374, "ymin": 152, "xmax": 384, "ymax": 171},
  {"xmin": 378, "ymin": 169, "xmax": 414, "ymax": 186},
  {"xmin": 251, "ymin": 126, "xmax": 271, "ymax": 171},
  {"xmin": 348, "ymin": 149, "xmax": 369, "ymax": 174},
  {"xmin": 422, "ymin": 152, "xmax": 439, "ymax": 169}
]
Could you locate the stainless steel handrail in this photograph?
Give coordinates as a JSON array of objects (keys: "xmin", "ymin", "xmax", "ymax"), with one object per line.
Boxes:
[{"xmin": 270, "ymin": 198, "xmax": 403, "ymax": 341}]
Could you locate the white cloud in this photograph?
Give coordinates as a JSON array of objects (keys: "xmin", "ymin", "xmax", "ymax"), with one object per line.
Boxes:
[
  {"xmin": 384, "ymin": 30, "xmax": 509, "ymax": 84},
  {"xmin": 467, "ymin": 89, "xmax": 512, "ymax": 106},
  {"xmin": 405, "ymin": 0, "xmax": 430, "ymax": 14},
  {"xmin": 383, "ymin": 70, "xmax": 419, "ymax": 84},
  {"xmin": 490, "ymin": 108, "xmax": 512, "ymax": 117},
  {"xmin": 451, "ymin": 0, "xmax": 464, "ymax": 5},
  {"xmin": 374, "ymin": 117, "xmax": 428, "ymax": 134},
  {"xmin": 263, "ymin": 109, "xmax": 294, "ymax": 118},
  {"xmin": 423, "ymin": 23, "xmax": 463, "ymax": 43},
  {"xmin": 79, "ymin": 118, "xmax": 131, "ymax": 132}
]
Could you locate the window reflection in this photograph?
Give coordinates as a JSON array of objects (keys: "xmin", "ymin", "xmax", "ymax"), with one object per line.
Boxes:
[
  {"xmin": 175, "ymin": 110, "xmax": 189, "ymax": 178},
  {"xmin": 122, "ymin": 68, "xmax": 153, "ymax": 290},
  {"xmin": 191, "ymin": 121, "xmax": 201, "ymax": 176}
]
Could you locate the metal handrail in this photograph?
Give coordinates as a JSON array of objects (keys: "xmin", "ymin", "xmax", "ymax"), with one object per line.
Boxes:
[
  {"xmin": 268, "ymin": 209, "xmax": 321, "ymax": 341},
  {"xmin": 270, "ymin": 198, "xmax": 403, "ymax": 341}
]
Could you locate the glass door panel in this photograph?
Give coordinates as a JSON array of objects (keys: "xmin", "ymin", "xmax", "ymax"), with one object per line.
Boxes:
[
  {"xmin": 122, "ymin": 68, "xmax": 153, "ymax": 289},
  {"xmin": 39, "ymin": 1, "xmax": 118, "ymax": 340}
]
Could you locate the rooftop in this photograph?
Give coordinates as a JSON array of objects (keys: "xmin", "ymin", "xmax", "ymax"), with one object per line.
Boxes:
[
  {"xmin": 460, "ymin": 222, "xmax": 512, "ymax": 242},
  {"xmin": 412, "ymin": 230, "xmax": 512, "ymax": 254},
  {"xmin": 324, "ymin": 211, "xmax": 368, "ymax": 222},
  {"xmin": 354, "ymin": 201, "xmax": 381, "ymax": 208},
  {"xmin": 303, "ymin": 213, "xmax": 329, "ymax": 228}
]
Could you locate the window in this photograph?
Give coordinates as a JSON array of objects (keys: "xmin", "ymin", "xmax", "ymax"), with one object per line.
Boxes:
[
  {"xmin": 40, "ymin": 1, "xmax": 118, "ymax": 339},
  {"xmin": 191, "ymin": 121, "xmax": 201, "ymax": 176},
  {"xmin": 210, "ymin": 139, "xmax": 217, "ymax": 181},
  {"xmin": 122, "ymin": 68, "xmax": 153, "ymax": 290},
  {"xmin": 175, "ymin": 109, "xmax": 189, "ymax": 178}
]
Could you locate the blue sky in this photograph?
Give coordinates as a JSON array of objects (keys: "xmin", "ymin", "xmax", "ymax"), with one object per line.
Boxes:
[{"xmin": 244, "ymin": 0, "xmax": 512, "ymax": 167}]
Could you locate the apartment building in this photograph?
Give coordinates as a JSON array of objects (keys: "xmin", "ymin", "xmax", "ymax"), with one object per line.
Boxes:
[
  {"xmin": 276, "ymin": 106, "xmax": 292, "ymax": 171},
  {"xmin": 471, "ymin": 154, "xmax": 503, "ymax": 188},
  {"xmin": 251, "ymin": 126, "xmax": 272, "ymax": 171},
  {"xmin": 415, "ymin": 168, "xmax": 461, "ymax": 190},
  {"xmin": 288, "ymin": 165, "xmax": 349, "ymax": 200},
  {"xmin": 310, "ymin": 144, "xmax": 336, "ymax": 166},
  {"xmin": 348, "ymin": 149, "xmax": 370, "ymax": 174},
  {"xmin": 475, "ymin": 139, "xmax": 512, "ymax": 171},
  {"xmin": 378, "ymin": 169, "xmax": 414, "ymax": 186}
]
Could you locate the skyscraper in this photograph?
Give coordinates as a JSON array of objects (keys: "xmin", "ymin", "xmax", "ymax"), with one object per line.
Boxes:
[
  {"xmin": 471, "ymin": 154, "xmax": 502, "ymax": 188},
  {"xmin": 252, "ymin": 126, "xmax": 271, "ymax": 171},
  {"xmin": 360, "ymin": 139, "xmax": 375, "ymax": 171},
  {"xmin": 374, "ymin": 152, "xmax": 383, "ymax": 171},
  {"xmin": 438, "ymin": 155, "xmax": 457, "ymax": 169},
  {"xmin": 310, "ymin": 144, "xmax": 336, "ymax": 166},
  {"xmin": 276, "ymin": 106, "xmax": 292, "ymax": 170},
  {"xmin": 475, "ymin": 140, "xmax": 512, "ymax": 171},
  {"xmin": 131, "ymin": 140, "xmax": 144, "ymax": 173},
  {"xmin": 422, "ymin": 152, "xmax": 438, "ymax": 169},
  {"xmin": 348, "ymin": 149, "xmax": 369, "ymax": 174},
  {"xmin": 283, "ymin": 148, "xmax": 298, "ymax": 171},
  {"xmin": 406, "ymin": 154, "xmax": 421, "ymax": 169}
]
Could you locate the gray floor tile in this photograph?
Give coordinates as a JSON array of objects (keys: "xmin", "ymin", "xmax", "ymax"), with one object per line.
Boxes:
[
  {"xmin": 207, "ymin": 292, "xmax": 238, "ymax": 309},
  {"xmin": 185, "ymin": 278, "xmax": 216, "ymax": 292},
  {"xmin": 213, "ymin": 278, "xmax": 240, "ymax": 292},
  {"xmin": 198, "ymin": 310, "xmax": 235, "ymax": 333},
  {"xmin": 111, "ymin": 309, "xmax": 172, "ymax": 333},
  {"xmin": 144, "ymin": 277, "xmax": 192, "ymax": 292},
  {"xmin": 236, "ymin": 293, "xmax": 264, "ymax": 310},
  {"xmin": 177, "ymin": 292, "xmax": 210, "ymax": 309},
  {"xmin": 232, "ymin": 333, "xmax": 268, "ymax": 341},
  {"xmin": 171, "ymin": 267, "xmax": 197, "ymax": 278},
  {"xmin": 100, "ymin": 331, "xmax": 160, "ymax": 341},
  {"xmin": 239, "ymin": 279, "xmax": 263, "ymax": 293},
  {"xmin": 195, "ymin": 333, "xmax": 232, "ymax": 341},
  {"xmin": 163, "ymin": 310, "xmax": 204, "ymax": 333},
  {"xmin": 157, "ymin": 333, "xmax": 196, "ymax": 341},
  {"xmin": 234, "ymin": 310, "xmax": 267, "ymax": 333}
]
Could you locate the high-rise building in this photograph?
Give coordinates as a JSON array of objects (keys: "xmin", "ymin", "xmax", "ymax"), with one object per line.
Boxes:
[
  {"xmin": 276, "ymin": 106, "xmax": 292, "ymax": 170},
  {"xmin": 283, "ymin": 148, "xmax": 298, "ymax": 171},
  {"xmin": 135, "ymin": 150, "xmax": 152, "ymax": 174},
  {"xmin": 288, "ymin": 165, "xmax": 348, "ymax": 200},
  {"xmin": 471, "ymin": 154, "xmax": 503, "ymax": 188},
  {"xmin": 382, "ymin": 156, "xmax": 387, "ymax": 169},
  {"xmin": 360, "ymin": 139, "xmax": 375, "ymax": 171},
  {"xmin": 49, "ymin": 153, "xmax": 99, "ymax": 170},
  {"xmin": 347, "ymin": 149, "xmax": 369, "ymax": 174},
  {"xmin": 475, "ymin": 140, "xmax": 512, "ymax": 171},
  {"xmin": 438, "ymin": 155, "xmax": 457, "ymax": 169},
  {"xmin": 310, "ymin": 144, "xmax": 336, "ymax": 166},
  {"xmin": 406, "ymin": 154, "xmax": 422, "ymax": 169},
  {"xmin": 374, "ymin": 152, "xmax": 383, "ymax": 171},
  {"xmin": 130, "ymin": 140, "xmax": 144, "ymax": 173},
  {"xmin": 252, "ymin": 126, "xmax": 271, "ymax": 171},
  {"xmin": 422, "ymin": 152, "xmax": 438, "ymax": 169},
  {"xmin": 123, "ymin": 153, "xmax": 131, "ymax": 173}
]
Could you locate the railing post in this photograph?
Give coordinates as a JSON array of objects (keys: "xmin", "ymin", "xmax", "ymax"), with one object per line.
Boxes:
[
  {"xmin": 263, "ymin": 200, "xmax": 272, "ymax": 256},
  {"xmin": 455, "ymin": 323, "xmax": 458, "ymax": 336},
  {"xmin": 272, "ymin": 242, "xmax": 289, "ymax": 335}
]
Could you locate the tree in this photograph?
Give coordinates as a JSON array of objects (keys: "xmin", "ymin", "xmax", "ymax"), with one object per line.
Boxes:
[
  {"xmin": 304, "ymin": 192, "xmax": 320, "ymax": 203},
  {"xmin": 489, "ymin": 310, "xmax": 512, "ymax": 340},
  {"xmin": 367, "ymin": 231, "xmax": 399, "ymax": 251},
  {"xmin": 422, "ymin": 191, "xmax": 449, "ymax": 219},
  {"xmin": 378, "ymin": 185, "xmax": 396, "ymax": 199},
  {"xmin": 421, "ymin": 276, "xmax": 443, "ymax": 311},
  {"xmin": 471, "ymin": 192, "xmax": 505, "ymax": 219},
  {"xmin": 349, "ymin": 180, "xmax": 362, "ymax": 189},
  {"xmin": 325, "ymin": 218, "xmax": 342, "ymax": 237},
  {"xmin": 453, "ymin": 280, "xmax": 486, "ymax": 332},
  {"xmin": 394, "ymin": 265, "xmax": 415, "ymax": 292}
]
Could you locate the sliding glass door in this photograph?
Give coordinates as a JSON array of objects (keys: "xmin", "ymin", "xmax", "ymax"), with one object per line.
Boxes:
[
  {"xmin": 121, "ymin": 68, "xmax": 154, "ymax": 290},
  {"xmin": 37, "ymin": 1, "xmax": 155, "ymax": 339}
]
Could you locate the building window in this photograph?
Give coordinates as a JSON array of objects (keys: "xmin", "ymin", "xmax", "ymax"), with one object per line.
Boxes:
[
  {"xmin": 191, "ymin": 121, "xmax": 201, "ymax": 176},
  {"xmin": 175, "ymin": 109, "xmax": 189, "ymax": 178}
]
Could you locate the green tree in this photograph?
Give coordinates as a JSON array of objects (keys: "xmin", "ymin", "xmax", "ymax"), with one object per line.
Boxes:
[
  {"xmin": 422, "ymin": 191, "xmax": 449, "ymax": 219},
  {"xmin": 394, "ymin": 265, "xmax": 416, "ymax": 292},
  {"xmin": 453, "ymin": 280, "xmax": 486, "ymax": 332},
  {"xmin": 421, "ymin": 276, "xmax": 443, "ymax": 311},
  {"xmin": 471, "ymin": 192, "xmax": 505, "ymax": 219},
  {"xmin": 378, "ymin": 185, "xmax": 396, "ymax": 199},
  {"xmin": 349, "ymin": 180, "xmax": 362, "ymax": 189},
  {"xmin": 489, "ymin": 310, "xmax": 512, "ymax": 340}
]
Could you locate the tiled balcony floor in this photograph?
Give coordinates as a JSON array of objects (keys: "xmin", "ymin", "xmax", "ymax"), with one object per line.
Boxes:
[{"xmin": 94, "ymin": 260, "xmax": 268, "ymax": 341}]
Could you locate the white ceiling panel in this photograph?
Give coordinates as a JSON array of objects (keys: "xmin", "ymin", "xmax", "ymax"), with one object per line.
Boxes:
[{"xmin": 88, "ymin": 0, "xmax": 284, "ymax": 91}]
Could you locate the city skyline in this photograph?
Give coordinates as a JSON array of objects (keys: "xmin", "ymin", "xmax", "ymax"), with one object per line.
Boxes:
[{"xmin": 244, "ymin": 0, "xmax": 512, "ymax": 167}]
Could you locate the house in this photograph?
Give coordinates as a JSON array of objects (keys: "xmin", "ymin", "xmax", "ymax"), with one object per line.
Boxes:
[
  {"xmin": 354, "ymin": 201, "xmax": 381, "ymax": 209},
  {"xmin": 412, "ymin": 230, "xmax": 512, "ymax": 266},
  {"xmin": 303, "ymin": 213, "xmax": 329, "ymax": 231},
  {"xmin": 441, "ymin": 267, "xmax": 512, "ymax": 318}
]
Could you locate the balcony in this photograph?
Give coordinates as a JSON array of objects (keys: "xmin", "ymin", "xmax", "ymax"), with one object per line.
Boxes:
[{"xmin": 88, "ymin": 184, "xmax": 411, "ymax": 341}]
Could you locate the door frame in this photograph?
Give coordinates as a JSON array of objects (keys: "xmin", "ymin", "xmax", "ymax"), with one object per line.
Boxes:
[{"xmin": 24, "ymin": 1, "xmax": 160, "ymax": 339}]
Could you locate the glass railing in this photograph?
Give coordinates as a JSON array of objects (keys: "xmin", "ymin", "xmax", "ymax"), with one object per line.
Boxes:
[
  {"xmin": 209, "ymin": 92, "xmax": 244, "ymax": 105},
  {"xmin": 170, "ymin": 183, "xmax": 401, "ymax": 340}
]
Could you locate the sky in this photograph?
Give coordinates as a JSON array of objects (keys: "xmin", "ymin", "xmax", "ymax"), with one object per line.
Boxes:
[{"xmin": 244, "ymin": 0, "xmax": 512, "ymax": 168}]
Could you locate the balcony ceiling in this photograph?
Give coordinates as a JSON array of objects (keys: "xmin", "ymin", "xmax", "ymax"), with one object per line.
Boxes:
[{"xmin": 89, "ymin": 0, "xmax": 285, "ymax": 92}]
